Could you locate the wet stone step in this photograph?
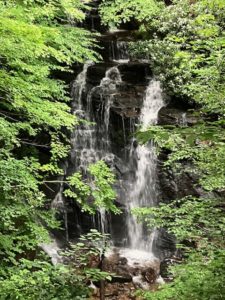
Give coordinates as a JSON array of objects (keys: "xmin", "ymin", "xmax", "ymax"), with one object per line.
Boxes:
[{"xmin": 86, "ymin": 62, "xmax": 151, "ymax": 86}]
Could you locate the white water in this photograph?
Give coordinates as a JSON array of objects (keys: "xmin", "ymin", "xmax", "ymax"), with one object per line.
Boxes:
[
  {"xmin": 119, "ymin": 248, "xmax": 156, "ymax": 267},
  {"xmin": 51, "ymin": 183, "xmax": 69, "ymax": 241},
  {"xmin": 40, "ymin": 240, "xmax": 62, "ymax": 265},
  {"xmin": 52, "ymin": 66, "xmax": 164, "ymax": 258},
  {"xmin": 71, "ymin": 63, "xmax": 91, "ymax": 111},
  {"xmin": 127, "ymin": 80, "xmax": 164, "ymax": 251},
  {"xmin": 71, "ymin": 65, "xmax": 122, "ymax": 233},
  {"xmin": 110, "ymin": 41, "xmax": 129, "ymax": 63},
  {"xmin": 181, "ymin": 112, "xmax": 188, "ymax": 127},
  {"xmin": 94, "ymin": 67, "xmax": 122, "ymax": 233}
]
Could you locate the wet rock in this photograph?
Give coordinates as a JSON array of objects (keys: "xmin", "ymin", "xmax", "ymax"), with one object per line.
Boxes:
[
  {"xmin": 87, "ymin": 63, "xmax": 114, "ymax": 86},
  {"xmin": 103, "ymin": 248, "xmax": 161, "ymax": 290},
  {"xmin": 152, "ymin": 229, "xmax": 176, "ymax": 261},
  {"xmin": 160, "ymin": 256, "xmax": 182, "ymax": 281},
  {"xmin": 111, "ymin": 275, "xmax": 133, "ymax": 283},
  {"xmin": 133, "ymin": 275, "xmax": 150, "ymax": 290},
  {"xmin": 110, "ymin": 211, "xmax": 129, "ymax": 247},
  {"xmin": 141, "ymin": 267, "xmax": 158, "ymax": 284},
  {"xmin": 103, "ymin": 252, "xmax": 131, "ymax": 277},
  {"xmin": 158, "ymin": 163, "xmax": 178, "ymax": 203},
  {"xmin": 158, "ymin": 153, "xmax": 201, "ymax": 204},
  {"xmin": 104, "ymin": 282, "xmax": 137, "ymax": 299},
  {"xmin": 82, "ymin": 0, "xmax": 107, "ymax": 33},
  {"xmin": 100, "ymin": 30, "xmax": 136, "ymax": 43},
  {"xmin": 158, "ymin": 107, "xmax": 198, "ymax": 126},
  {"xmin": 118, "ymin": 62, "xmax": 151, "ymax": 84},
  {"xmin": 90, "ymin": 83, "xmax": 145, "ymax": 124},
  {"xmin": 167, "ymin": 95, "xmax": 196, "ymax": 110},
  {"xmin": 85, "ymin": 14, "xmax": 106, "ymax": 33}
]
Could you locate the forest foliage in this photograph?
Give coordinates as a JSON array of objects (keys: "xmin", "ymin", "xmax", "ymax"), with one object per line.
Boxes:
[
  {"xmin": 100, "ymin": 0, "xmax": 225, "ymax": 299},
  {"xmin": 1, "ymin": 0, "xmax": 225, "ymax": 299},
  {"xmin": 0, "ymin": 0, "xmax": 116, "ymax": 298}
]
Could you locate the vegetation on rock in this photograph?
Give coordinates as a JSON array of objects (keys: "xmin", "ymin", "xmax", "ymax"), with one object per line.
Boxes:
[
  {"xmin": 101, "ymin": 0, "xmax": 225, "ymax": 299},
  {"xmin": 1, "ymin": 0, "xmax": 225, "ymax": 298}
]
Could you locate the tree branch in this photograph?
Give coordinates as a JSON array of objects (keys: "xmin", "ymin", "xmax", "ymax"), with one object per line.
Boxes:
[
  {"xmin": 0, "ymin": 111, "xmax": 19, "ymax": 122},
  {"xmin": 20, "ymin": 140, "xmax": 51, "ymax": 149}
]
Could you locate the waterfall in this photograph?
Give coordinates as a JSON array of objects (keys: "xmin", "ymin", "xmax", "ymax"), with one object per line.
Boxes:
[
  {"xmin": 70, "ymin": 63, "xmax": 99, "ymax": 173},
  {"xmin": 44, "ymin": 1, "xmax": 175, "ymax": 270},
  {"xmin": 51, "ymin": 183, "xmax": 69, "ymax": 241},
  {"xmin": 70, "ymin": 65, "xmax": 122, "ymax": 234},
  {"xmin": 71, "ymin": 63, "xmax": 91, "ymax": 111},
  {"xmin": 94, "ymin": 66, "xmax": 122, "ymax": 233},
  {"xmin": 127, "ymin": 80, "xmax": 164, "ymax": 252},
  {"xmin": 110, "ymin": 41, "xmax": 129, "ymax": 63},
  {"xmin": 181, "ymin": 112, "xmax": 188, "ymax": 127},
  {"xmin": 48, "ymin": 63, "xmax": 94, "ymax": 245},
  {"xmin": 51, "ymin": 66, "xmax": 164, "ymax": 257},
  {"xmin": 117, "ymin": 41, "xmax": 129, "ymax": 61},
  {"xmin": 70, "ymin": 68, "xmax": 165, "ymax": 249},
  {"xmin": 40, "ymin": 240, "xmax": 62, "ymax": 265}
]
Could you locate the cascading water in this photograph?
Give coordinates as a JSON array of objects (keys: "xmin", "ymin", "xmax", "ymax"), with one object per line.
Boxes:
[
  {"xmin": 97, "ymin": 66, "xmax": 122, "ymax": 151},
  {"xmin": 49, "ymin": 64, "xmax": 121, "ymax": 239},
  {"xmin": 51, "ymin": 65, "xmax": 164, "ymax": 263},
  {"xmin": 71, "ymin": 63, "xmax": 91, "ymax": 111},
  {"xmin": 127, "ymin": 80, "xmax": 164, "ymax": 252},
  {"xmin": 51, "ymin": 183, "xmax": 69, "ymax": 241},
  {"xmin": 45, "ymin": 3, "xmax": 175, "ymax": 277},
  {"xmin": 48, "ymin": 63, "xmax": 94, "ymax": 246},
  {"xmin": 110, "ymin": 41, "xmax": 129, "ymax": 63},
  {"xmin": 70, "ymin": 65, "xmax": 122, "ymax": 234},
  {"xmin": 70, "ymin": 63, "xmax": 99, "ymax": 172},
  {"xmin": 69, "ymin": 65, "xmax": 165, "ymax": 252},
  {"xmin": 181, "ymin": 112, "xmax": 188, "ymax": 127},
  {"xmin": 40, "ymin": 240, "xmax": 62, "ymax": 265}
]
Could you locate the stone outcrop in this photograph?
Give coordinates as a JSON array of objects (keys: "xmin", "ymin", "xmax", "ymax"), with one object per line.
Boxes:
[
  {"xmin": 158, "ymin": 107, "xmax": 198, "ymax": 126},
  {"xmin": 51, "ymin": 0, "xmax": 201, "ymax": 268},
  {"xmin": 89, "ymin": 248, "xmax": 162, "ymax": 298},
  {"xmin": 103, "ymin": 249, "xmax": 160, "ymax": 285}
]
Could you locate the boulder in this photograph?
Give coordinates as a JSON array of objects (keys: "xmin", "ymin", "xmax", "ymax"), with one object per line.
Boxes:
[
  {"xmin": 103, "ymin": 248, "xmax": 160, "ymax": 288},
  {"xmin": 141, "ymin": 267, "xmax": 158, "ymax": 284}
]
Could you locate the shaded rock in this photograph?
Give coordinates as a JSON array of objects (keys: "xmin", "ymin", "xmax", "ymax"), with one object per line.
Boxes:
[
  {"xmin": 133, "ymin": 275, "xmax": 150, "ymax": 290},
  {"xmin": 167, "ymin": 95, "xmax": 196, "ymax": 110},
  {"xmin": 152, "ymin": 229, "xmax": 176, "ymax": 261},
  {"xmin": 158, "ymin": 107, "xmax": 198, "ymax": 126},
  {"xmin": 118, "ymin": 62, "xmax": 151, "ymax": 84},
  {"xmin": 100, "ymin": 30, "xmax": 136, "ymax": 42},
  {"xmin": 158, "ymin": 153, "xmax": 201, "ymax": 204},
  {"xmin": 160, "ymin": 256, "xmax": 182, "ymax": 281},
  {"xmin": 111, "ymin": 275, "xmax": 132, "ymax": 283},
  {"xmin": 91, "ymin": 82, "xmax": 145, "ymax": 117},
  {"xmin": 87, "ymin": 62, "xmax": 150, "ymax": 89},
  {"xmin": 141, "ymin": 267, "xmax": 158, "ymax": 284},
  {"xmin": 103, "ymin": 248, "xmax": 160, "ymax": 290},
  {"xmin": 87, "ymin": 63, "xmax": 114, "ymax": 86},
  {"xmin": 104, "ymin": 282, "xmax": 137, "ymax": 300}
]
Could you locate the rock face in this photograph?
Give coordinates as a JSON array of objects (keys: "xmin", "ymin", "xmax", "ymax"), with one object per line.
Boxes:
[
  {"xmin": 158, "ymin": 107, "xmax": 198, "ymax": 126},
  {"xmin": 157, "ymin": 99, "xmax": 202, "ymax": 205},
  {"xmin": 87, "ymin": 62, "xmax": 150, "ymax": 112},
  {"xmin": 51, "ymin": 0, "xmax": 201, "ymax": 267}
]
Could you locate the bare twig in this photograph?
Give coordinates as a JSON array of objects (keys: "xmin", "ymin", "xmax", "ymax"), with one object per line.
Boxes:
[
  {"xmin": 20, "ymin": 140, "xmax": 51, "ymax": 149},
  {"xmin": 43, "ymin": 183, "xmax": 56, "ymax": 193},
  {"xmin": 0, "ymin": 111, "xmax": 19, "ymax": 122},
  {"xmin": 43, "ymin": 180, "xmax": 67, "ymax": 183}
]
